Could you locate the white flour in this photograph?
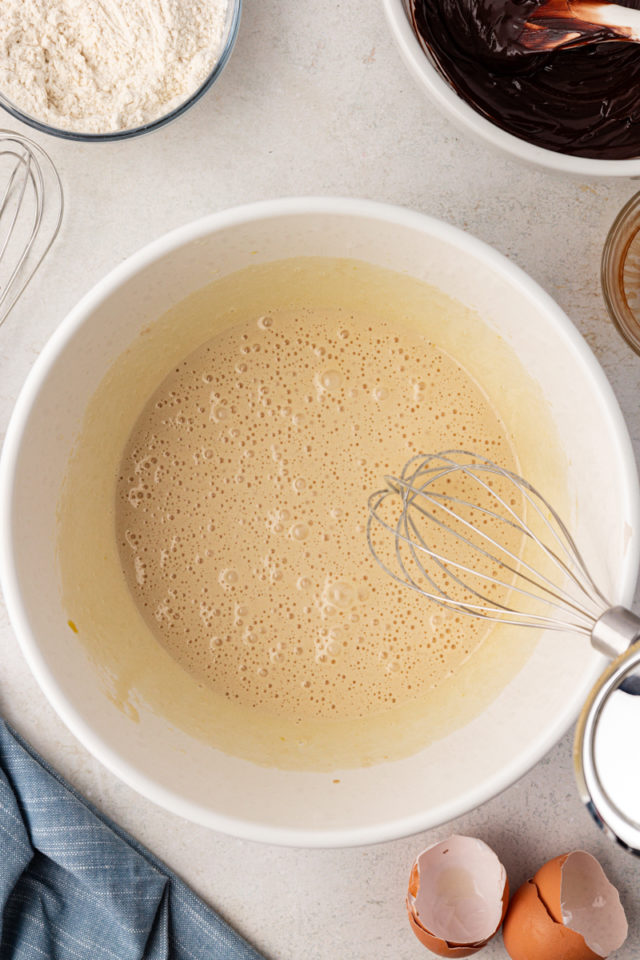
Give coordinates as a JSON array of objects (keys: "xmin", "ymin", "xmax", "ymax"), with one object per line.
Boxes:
[{"xmin": 0, "ymin": 0, "xmax": 230, "ymax": 134}]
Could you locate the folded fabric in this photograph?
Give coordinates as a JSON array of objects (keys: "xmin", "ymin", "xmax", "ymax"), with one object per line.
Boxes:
[{"xmin": 0, "ymin": 718, "xmax": 265, "ymax": 960}]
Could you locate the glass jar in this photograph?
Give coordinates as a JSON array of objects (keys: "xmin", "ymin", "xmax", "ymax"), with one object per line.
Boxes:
[{"xmin": 601, "ymin": 191, "xmax": 640, "ymax": 356}]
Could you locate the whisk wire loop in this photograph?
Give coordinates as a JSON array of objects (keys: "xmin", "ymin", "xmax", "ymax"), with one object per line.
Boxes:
[
  {"xmin": 403, "ymin": 490, "xmax": 585, "ymax": 620},
  {"xmin": 401, "ymin": 452, "xmax": 604, "ymax": 606},
  {"xmin": 367, "ymin": 450, "xmax": 610, "ymax": 636},
  {"xmin": 0, "ymin": 131, "xmax": 63, "ymax": 330},
  {"xmin": 0, "ymin": 151, "xmax": 32, "ymax": 259},
  {"xmin": 371, "ymin": 483, "xmax": 593, "ymax": 634},
  {"xmin": 393, "ymin": 467, "xmax": 603, "ymax": 625}
]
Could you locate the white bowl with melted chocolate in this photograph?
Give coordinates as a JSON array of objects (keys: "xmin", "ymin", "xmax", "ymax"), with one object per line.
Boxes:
[
  {"xmin": 1, "ymin": 198, "xmax": 638, "ymax": 845},
  {"xmin": 384, "ymin": 0, "xmax": 640, "ymax": 174}
]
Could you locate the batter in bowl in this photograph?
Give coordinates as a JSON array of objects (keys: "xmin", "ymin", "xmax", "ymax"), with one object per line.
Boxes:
[
  {"xmin": 60, "ymin": 257, "xmax": 563, "ymax": 769},
  {"xmin": 115, "ymin": 304, "xmax": 521, "ymax": 724}
]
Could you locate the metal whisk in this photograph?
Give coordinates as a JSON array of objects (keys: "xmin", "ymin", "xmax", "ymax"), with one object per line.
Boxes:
[
  {"xmin": 0, "ymin": 130, "xmax": 63, "ymax": 330},
  {"xmin": 367, "ymin": 450, "xmax": 640, "ymax": 660}
]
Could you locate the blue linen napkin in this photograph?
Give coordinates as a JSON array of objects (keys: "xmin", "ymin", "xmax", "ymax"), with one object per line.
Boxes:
[{"xmin": 0, "ymin": 718, "xmax": 266, "ymax": 960}]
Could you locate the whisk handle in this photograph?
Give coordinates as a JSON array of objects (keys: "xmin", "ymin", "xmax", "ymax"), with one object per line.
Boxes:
[{"xmin": 591, "ymin": 606, "xmax": 640, "ymax": 659}]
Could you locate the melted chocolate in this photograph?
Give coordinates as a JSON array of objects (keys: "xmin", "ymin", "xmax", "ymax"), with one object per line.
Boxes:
[{"xmin": 412, "ymin": 0, "xmax": 640, "ymax": 158}]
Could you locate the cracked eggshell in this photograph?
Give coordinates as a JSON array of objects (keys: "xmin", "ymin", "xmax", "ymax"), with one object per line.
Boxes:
[
  {"xmin": 502, "ymin": 851, "xmax": 628, "ymax": 960},
  {"xmin": 406, "ymin": 835, "xmax": 509, "ymax": 957}
]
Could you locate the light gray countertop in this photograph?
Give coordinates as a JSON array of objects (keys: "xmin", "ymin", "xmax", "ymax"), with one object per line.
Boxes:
[{"xmin": 1, "ymin": 2, "xmax": 639, "ymax": 958}]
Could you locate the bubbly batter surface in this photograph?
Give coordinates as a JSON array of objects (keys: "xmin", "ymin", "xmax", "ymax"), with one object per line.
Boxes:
[{"xmin": 116, "ymin": 305, "xmax": 519, "ymax": 723}]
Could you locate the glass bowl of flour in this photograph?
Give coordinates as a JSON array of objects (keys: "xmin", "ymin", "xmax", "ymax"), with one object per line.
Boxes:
[{"xmin": 0, "ymin": 0, "xmax": 241, "ymax": 141}]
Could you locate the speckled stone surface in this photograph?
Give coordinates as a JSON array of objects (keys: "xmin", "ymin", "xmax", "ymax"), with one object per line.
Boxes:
[{"xmin": 1, "ymin": 2, "xmax": 640, "ymax": 958}]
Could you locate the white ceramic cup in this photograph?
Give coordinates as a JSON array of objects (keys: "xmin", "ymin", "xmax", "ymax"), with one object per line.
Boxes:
[
  {"xmin": 382, "ymin": 0, "xmax": 640, "ymax": 177},
  {"xmin": 1, "ymin": 197, "xmax": 638, "ymax": 846}
]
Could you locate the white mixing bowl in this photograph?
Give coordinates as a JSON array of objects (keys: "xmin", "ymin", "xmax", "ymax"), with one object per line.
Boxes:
[
  {"xmin": 382, "ymin": 0, "xmax": 640, "ymax": 177},
  {"xmin": 1, "ymin": 197, "xmax": 638, "ymax": 846}
]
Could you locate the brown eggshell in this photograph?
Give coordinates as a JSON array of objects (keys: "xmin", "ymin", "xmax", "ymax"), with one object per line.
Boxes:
[
  {"xmin": 503, "ymin": 879, "xmax": 603, "ymax": 960},
  {"xmin": 407, "ymin": 903, "xmax": 484, "ymax": 958},
  {"xmin": 406, "ymin": 839, "xmax": 510, "ymax": 957},
  {"xmin": 533, "ymin": 853, "xmax": 569, "ymax": 924}
]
